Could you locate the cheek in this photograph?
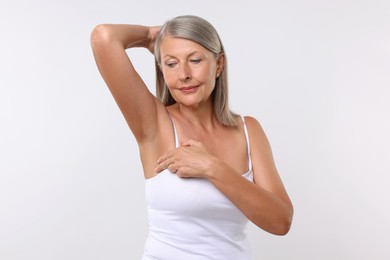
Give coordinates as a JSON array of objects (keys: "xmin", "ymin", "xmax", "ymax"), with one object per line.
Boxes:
[
  {"xmin": 162, "ymin": 70, "xmax": 176, "ymax": 88},
  {"xmin": 202, "ymin": 69, "xmax": 217, "ymax": 85},
  {"xmin": 192, "ymin": 67, "xmax": 214, "ymax": 83}
]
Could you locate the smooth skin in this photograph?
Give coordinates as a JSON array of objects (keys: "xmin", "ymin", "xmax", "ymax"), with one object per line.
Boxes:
[{"xmin": 91, "ymin": 24, "xmax": 293, "ymax": 235}]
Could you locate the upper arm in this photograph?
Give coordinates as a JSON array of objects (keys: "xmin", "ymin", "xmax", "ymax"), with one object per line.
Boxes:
[
  {"xmin": 245, "ymin": 116, "xmax": 293, "ymax": 208},
  {"xmin": 90, "ymin": 24, "xmax": 164, "ymax": 142}
]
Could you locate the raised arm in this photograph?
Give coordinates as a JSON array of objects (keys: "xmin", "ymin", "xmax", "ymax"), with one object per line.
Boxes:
[{"xmin": 90, "ymin": 24, "xmax": 163, "ymax": 143}]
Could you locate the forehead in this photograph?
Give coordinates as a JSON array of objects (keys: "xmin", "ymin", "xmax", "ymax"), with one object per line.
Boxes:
[{"xmin": 160, "ymin": 36, "xmax": 210, "ymax": 58}]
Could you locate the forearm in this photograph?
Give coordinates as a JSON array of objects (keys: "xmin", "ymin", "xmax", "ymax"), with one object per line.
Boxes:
[
  {"xmin": 208, "ymin": 159, "xmax": 293, "ymax": 235},
  {"xmin": 91, "ymin": 24, "xmax": 150, "ymax": 50}
]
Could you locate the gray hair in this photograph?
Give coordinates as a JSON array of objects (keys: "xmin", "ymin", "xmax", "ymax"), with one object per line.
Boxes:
[{"xmin": 154, "ymin": 15, "xmax": 238, "ymax": 126}]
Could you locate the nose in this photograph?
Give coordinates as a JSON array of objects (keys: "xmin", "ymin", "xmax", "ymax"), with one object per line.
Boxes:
[{"xmin": 178, "ymin": 63, "xmax": 191, "ymax": 81}]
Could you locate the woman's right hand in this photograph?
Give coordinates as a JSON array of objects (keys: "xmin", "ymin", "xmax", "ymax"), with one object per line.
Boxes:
[{"xmin": 147, "ymin": 26, "xmax": 161, "ymax": 54}]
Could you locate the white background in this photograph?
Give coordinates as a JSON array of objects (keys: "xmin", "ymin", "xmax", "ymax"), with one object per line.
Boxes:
[{"xmin": 1, "ymin": 0, "xmax": 389, "ymax": 259}]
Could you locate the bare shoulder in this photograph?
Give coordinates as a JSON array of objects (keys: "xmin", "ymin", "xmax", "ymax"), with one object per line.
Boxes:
[
  {"xmin": 243, "ymin": 115, "xmax": 279, "ymax": 185},
  {"xmin": 243, "ymin": 116, "xmax": 269, "ymax": 143},
  {"xmin": 243, "ymin": 115, "xmax": 260, "ymax": 127}
]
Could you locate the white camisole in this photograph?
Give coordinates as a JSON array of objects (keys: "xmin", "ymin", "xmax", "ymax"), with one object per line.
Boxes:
[{"xmin": 142, "ymin": 116, "xmax": 253, "ymax": 260}]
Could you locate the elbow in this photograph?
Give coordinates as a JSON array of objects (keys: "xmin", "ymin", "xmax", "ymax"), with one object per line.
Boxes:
[
  {"xmin": 90, "ymin": 24, "xmax": 112, "ymax": 49},
  {"xmin": 273, "ymin": 216, "xmax": 293, "ymax": 236},
  {"xmin": 256, "ymin": 205, "xmax": 294, "ymax": 236},
  {"xmin": 272, "ymin": 207, "xmax": 294, "ymax": 236}
]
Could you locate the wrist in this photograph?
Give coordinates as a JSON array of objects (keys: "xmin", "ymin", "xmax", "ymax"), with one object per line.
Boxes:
[{"xmin": 207, "ymin": 156, "xmax": 225, "ymax": 180}]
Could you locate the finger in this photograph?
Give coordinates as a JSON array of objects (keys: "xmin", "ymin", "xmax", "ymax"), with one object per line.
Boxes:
[
  {"xmin": 154, "ymin": 163, "xmax": 165, "ymax": 173},
  {"xmin": 176, "ymin": 167, "xmax": 190, "ymax": 178},
  {"xmin": 155, "ymin": 161, "xmax": 171, "ymax": 173},
  {"xmin": 157, "ymin": 148, "xmax": 178, "ymax": 164},
  {"xmin": 154, "ymin": 158, "xmax": 171, "ymax": 173},
  {"xmin": 155, "ymin": 153, "xmax": 178, "ymax": 173},
  {"xmin": 157, "ymin": 153, "xmax": 170, "ymax": 164},
  {"xmin": 167, "ymin": 163, "xmax": 177, "ymax": 173}
]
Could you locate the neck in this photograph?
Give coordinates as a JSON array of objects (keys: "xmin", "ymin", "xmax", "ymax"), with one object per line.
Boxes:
[{"xmin": 176, "ymin": 101, "xmax": 217, "ymax": 130}]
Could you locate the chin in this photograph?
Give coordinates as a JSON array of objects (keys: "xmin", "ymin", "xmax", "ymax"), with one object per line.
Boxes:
[{"xmin": 176, "ymin": 96, "xmax": 209, "ymax": 107}]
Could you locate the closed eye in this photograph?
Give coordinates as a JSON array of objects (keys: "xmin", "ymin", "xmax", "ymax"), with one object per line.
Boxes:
[
  {"xmin": 166, "ymin": 62, "xmax": 177, "ymax": 68},
  {"xmin": 190, "ymin": 59, "xmax": 201, "ymax": 64}
]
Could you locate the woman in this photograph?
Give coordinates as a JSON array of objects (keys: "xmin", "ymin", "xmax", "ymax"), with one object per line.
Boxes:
[{"xmin": 91, "ymin": 15, "xmax": 293, "ymax": 260}]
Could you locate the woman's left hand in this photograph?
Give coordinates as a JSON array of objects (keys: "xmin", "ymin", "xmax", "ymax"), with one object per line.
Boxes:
[{"xmin": 154, "ymin": 140, "xmax": 216, "ymax": 178}]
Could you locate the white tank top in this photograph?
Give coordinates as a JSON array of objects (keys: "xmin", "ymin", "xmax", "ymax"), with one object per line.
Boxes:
[{"xmin": 142, "ymin": 116, "xmax": 253, "ymax": 260}]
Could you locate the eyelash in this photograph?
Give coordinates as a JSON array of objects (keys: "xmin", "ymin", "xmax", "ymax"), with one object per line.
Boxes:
[
  {"xmin": 165, "ymin": 59, "xmax": 202, "ymax": 68},
  {"xmin": 190, "ymin": 59, "xmax": 201, "ymax": 64},
  {"xmin": 166, "ymin": 62, "xmax": 177, "ymax": 68}
]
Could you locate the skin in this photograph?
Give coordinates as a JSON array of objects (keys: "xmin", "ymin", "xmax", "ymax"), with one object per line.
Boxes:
[
  {"xmin": 91, "ymin": 23, "xmax": 293, "ymax": 235},
  {"xmin": 159, "ymin": 36, "xmax": 222, "ymax": 110}
]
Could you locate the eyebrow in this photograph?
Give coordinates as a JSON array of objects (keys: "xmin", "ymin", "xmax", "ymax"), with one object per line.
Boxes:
[{"xmin": 162, "ymin": 51, "xmax": 204, "ymax": 60}]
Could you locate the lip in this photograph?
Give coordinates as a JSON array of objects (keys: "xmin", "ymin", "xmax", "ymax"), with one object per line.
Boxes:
[{"xmin": 179, "ymin": 86, "xmax": 199, "ymax": 94}]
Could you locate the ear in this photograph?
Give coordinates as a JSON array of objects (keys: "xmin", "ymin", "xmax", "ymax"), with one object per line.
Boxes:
[{"xmin": 216, "ymin": 53, "xmax": 225, "ymax": 78}]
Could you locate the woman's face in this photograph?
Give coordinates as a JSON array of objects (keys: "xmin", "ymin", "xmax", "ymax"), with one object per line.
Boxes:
[{"xmin": 159, "ymin": 36, "xmax": 223, "ymax": 108}]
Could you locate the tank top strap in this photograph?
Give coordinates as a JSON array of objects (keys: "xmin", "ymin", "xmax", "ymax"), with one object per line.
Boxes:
[
  {"xmin": 170, "ymin": 116, "xmax": 180, "ymax": 148},
  {"xmin": 241, "ymin": 116, "xmax": 253, "ymax": 171}
]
